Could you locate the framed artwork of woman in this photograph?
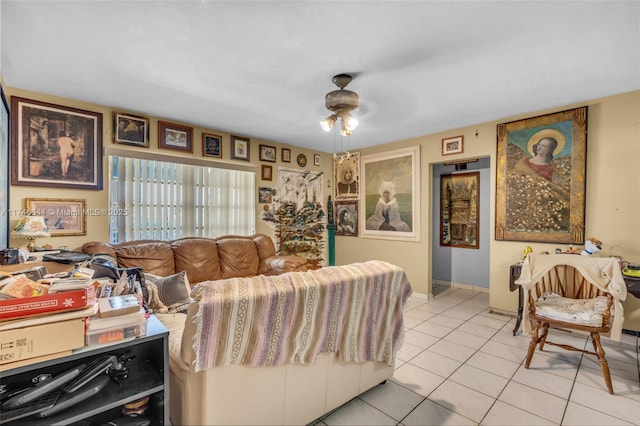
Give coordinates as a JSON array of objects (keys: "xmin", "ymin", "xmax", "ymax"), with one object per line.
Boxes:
[{"xmin": 495, "ymin": 106, "xmax": 587, "ymax": 244}]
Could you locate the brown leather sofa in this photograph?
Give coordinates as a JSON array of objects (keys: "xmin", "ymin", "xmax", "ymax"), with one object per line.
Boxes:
[{"xmin": 81, "ymin": 234, "xmax": 308, "ymax": 284}]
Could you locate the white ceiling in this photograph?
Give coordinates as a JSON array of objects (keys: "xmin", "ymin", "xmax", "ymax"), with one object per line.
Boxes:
[{"xmin": 2, "ymin": 1, "xmax": 639, "ymax": 153}]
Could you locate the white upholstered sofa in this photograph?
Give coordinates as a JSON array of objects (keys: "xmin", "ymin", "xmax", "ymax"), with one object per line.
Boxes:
[{"xmin": 156, "ymin": 260, "xmax": 412, "ymax": 425}]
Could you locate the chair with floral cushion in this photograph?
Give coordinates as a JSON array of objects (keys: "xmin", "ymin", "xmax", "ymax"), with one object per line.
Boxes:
[{"xmin": 515, "ymin": 254, "xmax": 627, "ymax": 394}]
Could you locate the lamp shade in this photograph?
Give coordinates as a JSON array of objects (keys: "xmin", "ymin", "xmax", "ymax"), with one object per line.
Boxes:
[{"xmin": 13, "ymin": 216, "xmax": 50, "ymax": 238}]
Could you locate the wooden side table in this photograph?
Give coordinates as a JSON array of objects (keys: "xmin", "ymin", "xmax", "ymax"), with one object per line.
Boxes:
[{"xmin": 509, "ymin": 263, "xmax": 523, "ymax": 335}]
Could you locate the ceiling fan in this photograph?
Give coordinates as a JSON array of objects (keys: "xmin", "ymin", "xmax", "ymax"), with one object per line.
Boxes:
[{"xmin": 320, "ymin": 73, "xmax": 359, "ymax": 136}]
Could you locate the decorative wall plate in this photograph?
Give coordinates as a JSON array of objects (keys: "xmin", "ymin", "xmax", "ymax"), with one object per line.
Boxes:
[{"xmin": 297, "ymin": 153, "xmax": 307, "ymax": 167}]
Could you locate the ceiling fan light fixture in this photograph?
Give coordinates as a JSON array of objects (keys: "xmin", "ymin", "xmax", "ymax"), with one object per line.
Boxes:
[
  {"xmin": 321, "ymin": 73, "xmax": 360, "ymax": 136},
  {"xmin": 320, "ymin": 114, "xmax": 337, "ymax": 132}
]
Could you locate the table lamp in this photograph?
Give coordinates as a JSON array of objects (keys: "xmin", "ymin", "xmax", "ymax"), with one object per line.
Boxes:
[{"xmin": 13, "ymin": 215, "xmax": 50, "ymax": 251}]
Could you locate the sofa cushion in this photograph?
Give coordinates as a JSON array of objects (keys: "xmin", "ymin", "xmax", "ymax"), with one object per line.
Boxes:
[
  {"xmin": 216, "ymin": 237, "xmax": 259, "ymax": 279},
  {"xmin": 115, "ymin": 242, "xmax": 176, "ymax": 276},
  {"xmin": 145, "ymin": 271, "xmax": 191, "ymax": 313},
  {"xmin": 172, "ymin": 238, "xmax": 222, "ymax": 283}
]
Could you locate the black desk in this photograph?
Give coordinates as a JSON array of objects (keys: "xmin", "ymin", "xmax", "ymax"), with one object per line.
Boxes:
[{"xmin": 509, "ymin": 263, "xmax": 640, "ymax": 336}]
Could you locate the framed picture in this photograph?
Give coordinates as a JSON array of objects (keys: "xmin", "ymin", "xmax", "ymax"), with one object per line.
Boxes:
[
  {"xmin": 261, "ymin": 164, "xmax": 273, "ymax": 181},
  {"xmin": 281, "ymin": 148, "xmax": 291, "ymax": 163},
  {"xmin": 202, "ymin": 133, "xmax": 222, "ymax": 158},
  {"xmin": 258, "ymin": 187, "xmax": 275, "ymax": 204},
  {"xmin": 496, "ymin": 106, "xmax": 587, "ymax": 243},
  {"xmin": 259, "ymin": 144, "xmax": 276, "ymax": 162},
  {"xmin": 335, "ymin": 201, "xmax": 358, "ymax": 237},
  {"xmin": 442, "ymin": 135, "xmax": 464, "ymax": 156},
  {"xmin": 25, "ymin": 198, "xmax": 87, "ymax": 236},
  {"xmin": 114, "ymin": 112, "xmax": 148, "ymax": 146},
  {"xmin": 334, "ymin": 152, "xmax": 360, "ymax": 200},
  {"xmin": 231, "ymin": 135, "xmax": 250, "ymax": 161},
  {"xmin": 10, "ymin": 96, "xmax": 103, "ymax": 190},
  {"xmin": 0, "ymin": 86, "xmax": 9, "ymax": 249},
  {"xmin": 314, "ymin": 154, "xmax": 321, "ymax": 166},
  {"xmin": 361, "ymin": 146, "xmax": 420, "ymax": 241},
  {"xmin": 440, "ymin": 172, "xmax": 479, "ymax": 249},
  {"xmin": 158, "ymin": 120, "xmax": 193, "ymax": 152}
]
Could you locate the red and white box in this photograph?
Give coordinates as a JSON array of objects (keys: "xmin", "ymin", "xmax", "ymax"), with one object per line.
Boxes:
[{"xmin": 0, "ymin": 286, "xmax": 96, "ymax": 321}]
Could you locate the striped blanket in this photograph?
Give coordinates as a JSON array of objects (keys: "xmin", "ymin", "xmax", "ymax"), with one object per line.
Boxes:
[{"xmin": 190, "ymin": 260, "xmax": 413, "ymax": 372}]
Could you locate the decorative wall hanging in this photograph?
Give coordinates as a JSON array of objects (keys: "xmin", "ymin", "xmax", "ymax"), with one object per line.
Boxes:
[
  {"xmin": 114, "ymin": 112, "xmax": 149, "ymax": 147},
  {"xmin": 261, "ymin": 164, "xmax": 273, "ymax": 181},
  {"xmin": 258, "ymin": 187, "xmax": 275, "ymax": 204},
  {"xmin": 496, "ymin": 106, "xmax": 587, "ymax": 243},
  {"xmin": 442, "ymin": 135, "xmax": 463, "ymax": 156},
  {"xmin": 11, "ymin": 96, "xmax": 103, "ymax": 190},
  {"xmin": 276, "ymin": 168, "xmax": 325, "ymax": 269},
  {"xmin": 158, "ymin": 120, "xmax": 193, "ymax": 152},
  {"xmin": 361, "ymin": 146, "xmax": 420, "ymax": 241},
  {"xmin": 202, "ymin": 133, "xmax": 222, "ymax": 158},
  {"xmin": 259, "ymin": 144, "xmax": 276, "ymax": 162},
  {"xmin": 230, "ymin": 135, "xmax": 250, "ymax": 161},
  {"xmin": 281, "ymin": 148, "xmax": 291, "ymax": 163},
  {"xmin": 335, "ymin": 200, "xmax": 358, "ymax": 237},
  {"xmin": 334, "ymin": 152, "xmax": 360, "ymax": 200},
  {"xmin": 25, "ymin": 198, "xmax": 87, "ymax": 236},
  {"xmin": 440, "ymin": 172, "xmax": 479, "ymax": 249}
]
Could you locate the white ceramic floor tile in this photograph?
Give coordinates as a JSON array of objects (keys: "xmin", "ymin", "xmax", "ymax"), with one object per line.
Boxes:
[
  {"xmin": 498, "ymin": 381, "xmax": 567, "ymax": 424},
  {"xmin": 458, "ymin": 321, "xmax": 500, "ymax": 339},
  {"xmin": 428, "ymin": 314, "xmax": 466, "ymax": 329},
  {"xmin": 511, "ymin": 364, "xmax": 575, "ymax": 399},
  {"xmin": 480, "ymin": 340, "xmax": 527, "ymax": 364},
  {"xmin": 409, "ymin": 349, "xmax": 462, "ymax": 379},
  {"xmin": 468, "ymin": 314, "xmax": 510, "ymax": 329},
  {"xmin": 580, "ymin": 354, "xmax": 640, "ymax": 381},
  {"xmin": 404, "ymin": 308, "xmax": 438, "ymax": 321},
  {"xmin": 391, "ymin": 362, "xmax": 446, "ymax": 397},
  {"xmin": 321, "ymin": 398, "xmax": 397, "ymax": 426},
  {"xmin": 598, "ymin": 342, "xmax": 638, "ymax": 365},
  {"xmin": 358, "ymin": 380, "xmax": 424, "ymax": 422},
  {"xmin": 403, "ymin": 329, "xmax": 440, "ymax": 349},
  {"xmin": 562, "ymin": 401, "xmax": 634, "ymax": 425},
  {"xmin": 428, "ymin": 339, "xmax": 477, "ymax": 363},
  {"xmin": 526, "ymin": 349, "xmax": 582, "ymax": 382},
  {"xmin": 481, "ymin": 400, "xmax": 555, "ymax": 425},
  {"xmin": 428, "ymin": 380, "xmax": 495, "ymax": 423},
  {"xmin": 444, "ymin": 329, "xmax": 489, "ymax": 350},
  {"xmin": 448, "ymin": 364, "xmax": 509, "ymax": 398},
  {"xmin": 569, "ymin": 381, "xmax": 640, "ymax": 425},
  {"xmin": 403, "ymin": 316, "xmax": 423, "ymax": 329},
  {"xmin": 477, "ymin": 310, "xmax": 512, "ymax": 323},
  {"xmin": 465, "ymin": 351, "xmax": 521, "ymax": 379},
  {"xmin": 438, "ymin": 308, "xmax": 476, "ymax": 321},
  {"xmin": 401, "ymin": 399, "xmax": 476, "ymax": 425},
  {"xmin": 396, "ymin": 342, "xmax": 424, "ymax": 362},
  {"xmin": 575, "ymin": 364, "xmax": 640, "ymax": 401},
  {"xmin": 488, "ymin": 328, "xmax": 532, "ymax": 350},
  {"xmin": 417, "ymin": 302, "xmax": 457, "ymax": 314},
  {"xmin": 413, "ymin": 321, "xmax": 454, "ymax": 339}
]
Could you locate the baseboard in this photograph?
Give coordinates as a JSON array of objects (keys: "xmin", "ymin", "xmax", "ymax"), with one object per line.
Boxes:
[
  {"xmin": 450, "ymin": 282, "xmax": 490, "ymax": 293},
  {"xmin": 411, "ymin": 291, "xmax": 432, "ymax": 301}
]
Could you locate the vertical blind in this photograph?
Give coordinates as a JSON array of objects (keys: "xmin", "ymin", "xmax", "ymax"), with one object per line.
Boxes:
[{"xmin": 109, "ymin": 156, "xmax": 255, "ymax": 243}]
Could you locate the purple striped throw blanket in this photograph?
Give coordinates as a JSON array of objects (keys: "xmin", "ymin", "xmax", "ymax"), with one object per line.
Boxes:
[{"xmin": 190, "ymin": 260, "xmax": 413, "ymax": 372}]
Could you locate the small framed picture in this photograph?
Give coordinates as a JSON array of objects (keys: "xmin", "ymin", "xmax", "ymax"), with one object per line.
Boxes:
[
  {"xmin": 442, "ymin": 135, "xmax": 464, "ymax": 156},
  {"xmin": 314, "ymin": 154, "xmax": 321, "ymax": 166},
  {"xmin": 282, "ymin": 148, "xmax": 291, "ymax": 163},
  {"xmin": 335, "ymin": 200, "xmax": 358, "ymax": 237},
  {"xmin": 158, "ymin": 120, "xmax": 193, "ymax": 152},
  {"xmin": 202, "ymin": 133, "xmax": 222, "ymax": 158},
  {"xmin": 114, "ymin": 112, "xmax": 149, "ymax": 147},
  {"xmin": 231, "ymin": 135, "xmax": 250, "ymax": 161},
  {"xmin": 258, "ymin": 187, "xmax": 275, "ymax": 203},
  {"xmin": 259, "ymin": 144, "xmax": 276, "ymax": 162},
  {"xmin": 26, "ymin": 198, "xmax": 87, "ymax": 236},
  {"xmin": 261, "ymin": 164, "xmax": 273, "ymax": 181}
]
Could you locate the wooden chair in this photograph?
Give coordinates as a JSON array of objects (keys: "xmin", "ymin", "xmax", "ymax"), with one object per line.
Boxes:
[{"xmin": 517, "ymin": 255, "xmax": 627, "ymax": 394}]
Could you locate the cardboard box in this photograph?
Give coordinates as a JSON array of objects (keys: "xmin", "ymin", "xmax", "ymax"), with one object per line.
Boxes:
[
  {"xmin": 0, "ymin": 286, "xmax": 96, "ymax": 321},
  {"xmin": 0, "ymin": 318, "xmax": 85, "ymax": 365}
]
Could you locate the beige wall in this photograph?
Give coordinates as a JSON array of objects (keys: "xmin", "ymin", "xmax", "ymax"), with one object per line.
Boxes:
[
  {"xmin": 337, "ymin": 90, "xmax": 640, "ymax": 330},
  {"xmin": 5, "ymin": 87, "xmax": 333, "ymax": 252}
]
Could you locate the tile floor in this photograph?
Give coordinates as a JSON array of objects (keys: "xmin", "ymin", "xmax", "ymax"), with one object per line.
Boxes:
[{"xmin": 312, "ymin": 284, "xmax": 640, "ymax": 425}]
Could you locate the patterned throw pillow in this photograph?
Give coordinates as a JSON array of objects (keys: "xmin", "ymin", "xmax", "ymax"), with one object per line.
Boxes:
[{"xmin": 143, "ymin": 271, "xmax": 191, "ymax": 313}]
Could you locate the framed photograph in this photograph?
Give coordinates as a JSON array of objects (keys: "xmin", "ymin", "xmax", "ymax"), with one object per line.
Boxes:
[
  {"xmin": 281, "ymin": 148, "xmax": 291, "ymax": 163},
  {"xmin": 496, "ymin": 106, "xmax": 587, "ymax": 243},
  {"xmin": 361, "ymin": 146, "xmax": 420, "ymax": 241},
  {"xmin": 314, "ymin": 154, "xmax": 321, "ymax": 166},
  {"xmin": 0, "ymin": 86, "xmax": 9, "ymax": 249},
  {"xmin": 258, "ymin": 187, "xmax": 275, "ymax": 204},
  {"xmin": 259, "ymin": 144, "xmax": 276, "ymax": 162},
  {"xmin": 10, "ymin": 96, "xmax": 103, "ymax": 190},
  {"xmin": 231, "ymin": 135, "xmax": 250, "ymax": 161},
  {"xmin": 442, "ymin": 135, "xmax": 464, "ymax": 156},
  {"xmin": 261, "ymin": 164, "xmax": 273, "ymax": 181},
  {"xmin": 25, "ymin": 198, "xmax": 87, "ymax": 236},
  {"xmin": 440, "ymin": 172, "xmax": 479, "ymax": 249},
  {"xmin": 158, "ymin": 120, "xmax": 193, "ymax": 152},
  {"xmin": 335, "ymin": 201, "xmax": 358, "ymax": 237},
  {"xmin": 114, "ymin": 112, "xmax": 148, "ymax": 146},
  {"xmin": 334, "ymin": 152, "xmax": 360, "ymax": 200},
  {"xmin": 202, "ymin": 133, "xmax": 222, "ymax": 158}
]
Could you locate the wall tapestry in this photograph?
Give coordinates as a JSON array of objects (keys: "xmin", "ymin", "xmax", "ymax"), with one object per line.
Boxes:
[
  {"xmin": 496, "ymin": 106, "xmax": 587, "ymax": 244},
  {"xmin": 276, "ymin": 168, "xmax": 325, "ymax": 268},
  {"xmin": 440, "ymin": 172, "xmax": 479, "ymax": 249},
  {"xmin": 361, "ymin": 146, "xmax": 420, "ymax": 241}
]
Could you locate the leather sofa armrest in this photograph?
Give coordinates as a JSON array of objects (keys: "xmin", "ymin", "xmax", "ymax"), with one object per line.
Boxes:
[{"xmin": 259, "ymin": 255, "xmax": 308, "ymax": 275}]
